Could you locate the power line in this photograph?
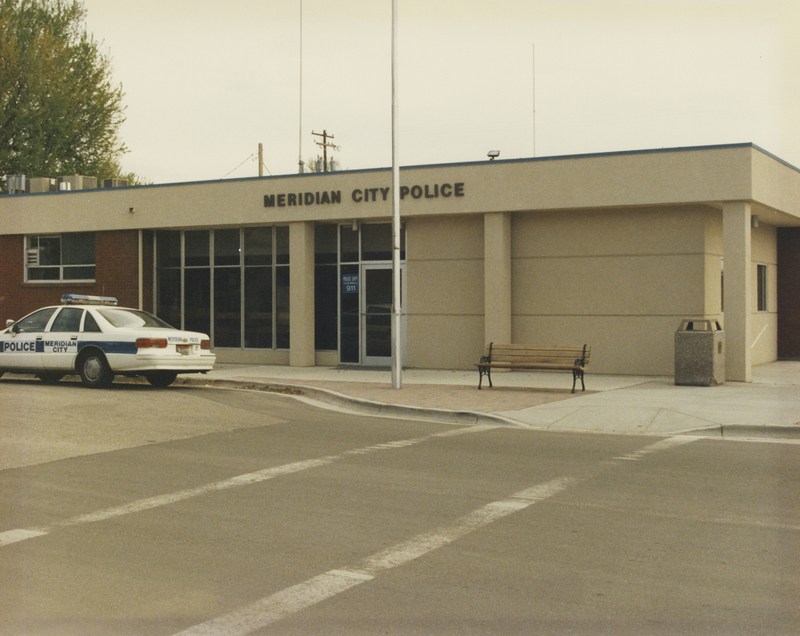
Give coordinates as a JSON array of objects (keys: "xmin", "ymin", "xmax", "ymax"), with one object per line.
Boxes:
[
  {"xmin": 222, "ymin": 154, "xmax": 255, "ymax": 179},
  {"xmin": 222, "ymin": 150, "xmax": 271, "ymax": 179}
]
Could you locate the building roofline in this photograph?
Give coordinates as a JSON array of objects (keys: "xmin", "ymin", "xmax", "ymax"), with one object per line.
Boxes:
[{"xmin": 5, "ymin": 142, "xmax": 798, "ymax": 197}]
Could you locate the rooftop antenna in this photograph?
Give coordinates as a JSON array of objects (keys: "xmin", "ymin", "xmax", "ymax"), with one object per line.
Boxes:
[
  {"xmin": 298, "ymin": 0, "xmax": 304, "ymax": 173},
  {"xmin": 532, "ymin": 43, "xmax": 536, "ymax": 157}
]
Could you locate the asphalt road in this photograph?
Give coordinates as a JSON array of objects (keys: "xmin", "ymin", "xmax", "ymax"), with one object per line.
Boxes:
[{"xmin": 1, "ymin": 379, "xmax": 798, "ymax": 635}]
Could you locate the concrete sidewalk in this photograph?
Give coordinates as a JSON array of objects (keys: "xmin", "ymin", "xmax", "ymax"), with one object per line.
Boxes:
[{"xmin": 189, "ymin": 361, "xmax": 800, "ymax": 439}]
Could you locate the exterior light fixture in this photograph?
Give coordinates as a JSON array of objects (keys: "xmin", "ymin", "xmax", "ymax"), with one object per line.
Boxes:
[{"xmin": 488, "ymin": 150, "xmax": 500, "ymax": 160}]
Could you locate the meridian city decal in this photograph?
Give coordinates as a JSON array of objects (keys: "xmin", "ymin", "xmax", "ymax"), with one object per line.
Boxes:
[
  {"xmin": 1, "ymin": 340, "xmax": 77, "ymax": 353},
  {"xmin": 264, "ymin": 182, "xmax": 465, "ymax": 208}
]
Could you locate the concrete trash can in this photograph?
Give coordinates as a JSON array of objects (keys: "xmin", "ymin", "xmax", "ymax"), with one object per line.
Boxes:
[{"xmin": 674, "ymin": 319, "xmax": 725, "ymax": 386}]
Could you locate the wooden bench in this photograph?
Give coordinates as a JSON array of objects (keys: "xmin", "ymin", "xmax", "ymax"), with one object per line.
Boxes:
[{"xmin": 476, "ymin": 343, "xmax": 591, "ymax": 393}]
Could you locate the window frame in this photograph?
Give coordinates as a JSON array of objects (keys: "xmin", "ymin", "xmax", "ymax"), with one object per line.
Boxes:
[
  {"xmin": 25, "ymin": 233, "xmax": 96, "ymax": 283},
  {"xmin": 757, "ymin": 263, "xmax": 768, "ymax": 312}
]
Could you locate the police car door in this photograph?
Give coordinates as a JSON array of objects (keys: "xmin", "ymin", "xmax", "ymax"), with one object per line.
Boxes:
[
  {"xmin": 42, "ymin": 307, "xmax": 83, "ymax": 371},
  {"xmin": 0, "ymin": 307, "xmax": 58, "ymax": 371}
]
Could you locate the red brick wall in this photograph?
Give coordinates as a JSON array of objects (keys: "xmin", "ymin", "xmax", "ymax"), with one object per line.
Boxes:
[
  {"xmin": 141, "ymin": 230, "xmax": 155, "ymax": 313},
  {"xmin": 0, "ymin": 230, "xmax": 142, "ymax": 322},
  {"xmin": 778, "ymin": 228, "xmax": 800, "ymax": 359},
  {"xmin": 96, "ymin": 230, "xmax": 140, "ymax": 307}
]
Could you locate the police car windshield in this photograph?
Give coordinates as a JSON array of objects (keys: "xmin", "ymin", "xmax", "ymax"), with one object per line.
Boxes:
[{"xmin": 97, "ymin": 308, "xmax": 174, "ymax": 330}]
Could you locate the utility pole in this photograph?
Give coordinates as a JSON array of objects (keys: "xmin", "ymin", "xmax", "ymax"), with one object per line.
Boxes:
[
  {"xmin": 312, "ymin": 129, "xmax": 339, "ymax": 172},
  {"xmin": 258, "ymin": 143, "xmax": 264, "ymax": 177}
]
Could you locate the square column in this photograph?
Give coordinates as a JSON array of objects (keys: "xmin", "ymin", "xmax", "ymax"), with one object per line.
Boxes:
[
  {"xmin": 289, "ymin": 221, "xmax": 316, "ymax": 367},
  {"xmin": 484, "ymin": 212, "xmax": 512, "ymax": 346},
  {"xmin": 722, "ymin": 201, "xmax": 752, "ymax": 382}
]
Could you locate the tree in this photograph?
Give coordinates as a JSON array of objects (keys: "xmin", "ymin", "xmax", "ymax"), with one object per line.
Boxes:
[{"xmin": 0, "ymin": 0, "xmax": 131, "ymax": 185}]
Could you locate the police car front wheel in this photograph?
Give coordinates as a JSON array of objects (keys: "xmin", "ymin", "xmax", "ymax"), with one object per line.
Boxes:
[{"xmin": 77, "ymin": 350, "xmax": 115, "ymax": 388}]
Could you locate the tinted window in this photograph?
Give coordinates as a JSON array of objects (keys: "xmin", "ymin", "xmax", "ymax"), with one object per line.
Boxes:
[
  {"xmin": 50, "ymin": 307, "xmax": 83, "ymax": 332},
  {"xmin": 14, "ymin": 308, "xmax": 58, "ymax": 333},
  {"xmin": 83, "ymin": 312, "xmax": 103, "ymax": 333}
]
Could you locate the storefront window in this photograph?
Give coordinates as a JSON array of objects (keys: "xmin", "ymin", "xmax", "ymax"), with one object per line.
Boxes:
[
  {"xmin": 214, "ymin": 268, "xmax": 241, "ymax": 347},
  {"xmin": 360, "ymin": 223, "xmax": 405, "ymax": 261},
  {"xmin": 155, "ymin": 227, "xmax": 288, "ymax": 349},
  {"xmin": 214, "ymin": 229, "xmax": 241, "ymax": 266},
  {"xmin": 184, "ymin": 230, "xmax": 210, "ymax": 335},
  {"xmin": 184, "ymin": 230, "xmax": 209, "ymax": 267},
  {"xmin": 339, "ymin": 263, "xmax": 360, "ymax": 363},
  {"xmin": 184, "ymin": 268, "xmax": 210, "ymax": 335},
  {"xmin": 315, "ymin": 224, "xmax": 338, "ymax": 350},
  {"xmin": 340, "ymin": 225, "xmax": 358, "ymax": 263},
  {"xmin": 276, "ymin": 226, "xmax": 289, "ymax": 265},
  {"xmin": 244, "ymin": 227, "xmax": 272, "ymax": 348},
  {"xmin": 157, "ymin": 230, "xmax": 181, "ymax": 269},
  {"xmin": 276, "ymin": 266, "xmax": 290, "ymax": 349}
]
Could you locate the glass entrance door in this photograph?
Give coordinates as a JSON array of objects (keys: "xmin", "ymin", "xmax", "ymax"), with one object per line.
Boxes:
[{"xmin": 361, "ymin": 264, "xmax": 405, "ymax": 367}]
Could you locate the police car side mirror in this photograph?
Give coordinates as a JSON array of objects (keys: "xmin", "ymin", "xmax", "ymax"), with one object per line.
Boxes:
[{"xmin": 6, "ymin": 319, "xmax": 14, "ymax": 329}]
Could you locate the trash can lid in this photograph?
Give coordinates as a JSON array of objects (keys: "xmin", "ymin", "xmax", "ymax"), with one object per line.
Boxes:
[{"xmin": 677, "ymin": 319, "xmax": 722, "ymax": 332}]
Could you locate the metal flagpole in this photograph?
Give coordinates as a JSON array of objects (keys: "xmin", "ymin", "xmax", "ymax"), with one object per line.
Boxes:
[{"xmin": 391, "ymin": 0, "xmax": 402, "ymax": 389}]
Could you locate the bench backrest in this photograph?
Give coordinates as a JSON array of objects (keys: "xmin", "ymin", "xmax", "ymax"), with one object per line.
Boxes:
[{"xmin": 485, "ymin": 343, "xmax": 590, "ymax": 366}]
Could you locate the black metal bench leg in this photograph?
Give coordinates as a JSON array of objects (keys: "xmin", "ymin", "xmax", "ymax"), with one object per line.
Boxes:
[
  {"xmin": 572, "ymin": 368, "xmax": 585, "ymax": 393},
  {"xmin": 478, "ymin": 366, "xmax": 492, "ymax": 389}
]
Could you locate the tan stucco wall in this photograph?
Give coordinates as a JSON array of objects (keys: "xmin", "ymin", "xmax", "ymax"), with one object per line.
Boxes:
[
  {"xmin": 510, "ymin": 207, "xmax": 712, "ymax": 375},
  {"xmin": 406, "ymin": 215, "xmax": 485, "ymax": 369},
  {"xmin": 405, "ymin": 205, "xmax": 725, "ymax": 375},
  {"xmin": 751, "ymin": 149, "xmax": 800, "ymax": 222},
  {"xmin": 750, "ymin": 222, "xmax": 778, "ymax": 366}
]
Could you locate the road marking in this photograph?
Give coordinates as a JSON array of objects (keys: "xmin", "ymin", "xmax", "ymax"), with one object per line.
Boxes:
[
  {"xmin": 0, "ymin": 529, "xmax": 48, "ymax": 547},
  {"xmin": 0, "ymin": 424, "xmax": 498, "ymax": 548},
  {"xmin": 611, "ymin": 435, "xmax": 700, "ymax": 462},
  {"xmin": 171, "ymin": 477, "xmax": 574, "ymax": 636}
]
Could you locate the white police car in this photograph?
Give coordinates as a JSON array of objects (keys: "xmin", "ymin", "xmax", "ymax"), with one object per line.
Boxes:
[{"xmin": 0, "ymin": 294, "xmax": 215, "ymax": 388}]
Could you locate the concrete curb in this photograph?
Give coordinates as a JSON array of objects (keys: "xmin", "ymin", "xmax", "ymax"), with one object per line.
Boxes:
[
  {"xmin": 685, "ymin": 424, "xmax": 800, "ymax": 439},
  {"xmin": 181, "ymin": 377, "xmax": 530, "ymax": 429}
]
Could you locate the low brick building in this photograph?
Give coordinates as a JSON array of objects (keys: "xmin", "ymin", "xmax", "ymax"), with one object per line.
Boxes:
[{"xmin": 2, "ymin": 143, "xmax": 800, "ymax": 381}]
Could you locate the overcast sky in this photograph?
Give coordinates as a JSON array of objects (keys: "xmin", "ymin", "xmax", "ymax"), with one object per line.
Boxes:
[{"xmin": 81, "ymin": 0, "xmax": 800, "ymax": 185}]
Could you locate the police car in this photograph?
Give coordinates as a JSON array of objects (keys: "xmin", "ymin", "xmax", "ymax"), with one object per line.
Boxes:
[{"xmin": 0, "ymin": 295, "xmax": 215, "ymax": 388}]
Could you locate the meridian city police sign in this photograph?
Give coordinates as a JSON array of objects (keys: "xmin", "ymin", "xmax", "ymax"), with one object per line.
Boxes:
[{"xmin": 264, "ymin": 182, "xmax": 465, "ymax": 208}]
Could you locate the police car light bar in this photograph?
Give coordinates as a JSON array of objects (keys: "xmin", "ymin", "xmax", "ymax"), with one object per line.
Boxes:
[{"xmin": 61, "ymin": 294, "xmax": 118, "ymax": 306}]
